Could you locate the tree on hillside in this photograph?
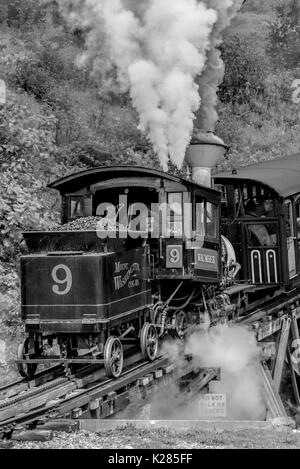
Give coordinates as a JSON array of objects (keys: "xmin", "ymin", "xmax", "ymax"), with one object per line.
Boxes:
[
  {"xmin": 0, "ymin": 0, "xmax": 45, "ymax": 28},
  {"xmin": 218, "ymin": 36, "xmax": 267, "ymax": 111},
  {"xmin": 242, "ymin": 0, "xmax": 279, "ymax": 15},
  {"xmin": 268, "ymin": 0, "xmax": 300, "ymax": 69}
]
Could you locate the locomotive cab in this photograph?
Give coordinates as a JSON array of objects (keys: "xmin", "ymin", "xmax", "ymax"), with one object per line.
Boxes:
[{"xmin": 50, "ymin": 166, "xmax": 222, "ymax": 283}]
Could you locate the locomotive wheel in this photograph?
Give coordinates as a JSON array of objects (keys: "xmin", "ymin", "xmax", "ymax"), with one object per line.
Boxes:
[
  {"xmin": 140, "ymin": 322, "xmax": 158, "ymax": 361},
  {"xmin": 104, "ymin": 336, "xmax": 124, "ymax": 379},
  {"xmin": 17, "ymin": 337, "xmax": 37, "ymax": 379}
]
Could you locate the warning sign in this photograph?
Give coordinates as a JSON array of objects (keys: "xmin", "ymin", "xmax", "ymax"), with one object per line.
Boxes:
[{"xmin": 198, "ymin": 394, "xmax": 227, "ymax": 417}]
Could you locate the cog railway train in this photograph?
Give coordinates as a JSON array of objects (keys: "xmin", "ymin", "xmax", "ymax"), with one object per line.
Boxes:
[{"xmin": 17, "ymin": 136, "xmax": 300, "ymax": 380}]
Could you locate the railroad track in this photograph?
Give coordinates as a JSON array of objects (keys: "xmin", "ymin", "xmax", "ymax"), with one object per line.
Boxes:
[
  {"xmin": 0, "ymin": 364, "xmax": 66, "ymax": 402},
  {"xmin": 0, "ymin": 345, "xmax": 145, "ymax": 411},
  {"xmin": 0, "ymin": 346, "xmax": 221, "ymax": 440},
  {"xmin": 0, "ymin": 351, "xmax": 174, "ymax": 436}
]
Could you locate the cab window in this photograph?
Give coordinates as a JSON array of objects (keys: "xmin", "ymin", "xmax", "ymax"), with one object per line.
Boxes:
[
  {"xmin": 69, "ymin": 196, "xmax": 92, "ymax": 220},
  {"xmin": 195, "ymin": 194, "xmax": 205, "ymax": 237},
  {"xmin": 194, "ymin": 195, "xmax": 217, "ymax": 239},
  {"xmin": 167, "ymin": 192, "xmax": 183, "ymax": 237},
  {"xmin": 215, "ymin": 184, "xmax": 228, "ymax": 218},
  {"xmin": 206, "ymin": 202, "xmax": 217, "ymax": 239}
]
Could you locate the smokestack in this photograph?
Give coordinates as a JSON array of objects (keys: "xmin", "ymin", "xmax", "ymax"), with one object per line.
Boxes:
[{"xmin": 185, "ymin": 129, "xmax": 228, "ymax": 187}]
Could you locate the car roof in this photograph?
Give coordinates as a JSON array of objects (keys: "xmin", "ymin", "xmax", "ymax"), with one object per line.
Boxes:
[
  {"xmin": 48, "ymin": 165, "xmax": 219, "ymax": 197},
  {"xmin": 214, "ymin": 154, "xmax": 300, "ymax": 199}
]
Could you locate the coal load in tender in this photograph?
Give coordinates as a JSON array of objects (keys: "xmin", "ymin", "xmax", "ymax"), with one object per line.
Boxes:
[{"xmin": 48, "ymin": 216, "xmax": 126, "ymax": 232}]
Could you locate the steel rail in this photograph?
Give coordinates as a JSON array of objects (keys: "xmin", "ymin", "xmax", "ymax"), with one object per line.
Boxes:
[{"xmin": 0, "ymin": 364, "xmax": 63, "ymax": 396}]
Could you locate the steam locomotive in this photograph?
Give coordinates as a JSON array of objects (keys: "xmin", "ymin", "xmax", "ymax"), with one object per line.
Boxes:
[{"xmin": 17, "ymin": 133, "xmax": 300, "ymax": 379}]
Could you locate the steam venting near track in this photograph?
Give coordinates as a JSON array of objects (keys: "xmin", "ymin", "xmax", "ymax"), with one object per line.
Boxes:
[
  {"xmin": 57, "ymin": 0, "xmax": 243, "ymax": 170},
  {"xmin": 150, "ymin": 325, "xmax": 266, "ymax": 421}
]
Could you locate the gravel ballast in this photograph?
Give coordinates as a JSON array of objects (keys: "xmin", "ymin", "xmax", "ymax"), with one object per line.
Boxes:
[{"xmin": 8, "ymin": 426, "xmax": 300, "ymax": 449}]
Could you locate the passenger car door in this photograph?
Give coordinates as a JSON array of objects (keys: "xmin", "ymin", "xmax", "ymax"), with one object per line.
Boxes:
[
  {"xmin": 285, "ymin": 200, "xmax": 297, "ymax": 279},
  {"xmin": 295, "ymin": 197, "xmax": 300, "ymax": 274}
]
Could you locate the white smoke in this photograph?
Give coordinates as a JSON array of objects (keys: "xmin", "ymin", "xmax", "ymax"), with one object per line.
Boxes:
[
  {"xmin": 148, "ymin": 324, "xmax": 266, "ymax": 421},
  {"xmin": 185, "ymin": 324, "xmax": 266, "ymax": 420},
  {"xmin": 57, "ymin": 0, "xmax": 243, "ymax": 169}
]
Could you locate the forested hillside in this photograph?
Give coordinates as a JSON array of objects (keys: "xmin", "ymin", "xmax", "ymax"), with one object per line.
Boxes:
[
  {"xmin": 217, "ymin": 0, "xmax": 300, "ymax": 169},
  {"xmin": 0, "ymin": 0, "xmax": 300, "ymax": 379}
]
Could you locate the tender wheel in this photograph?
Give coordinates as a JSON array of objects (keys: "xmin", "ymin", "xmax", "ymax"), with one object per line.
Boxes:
[
  {"xmin": 17, "ymin": 337, "xmax": 37, "ymax": 379},
  {"xmin": 104, "ymin": 336, "xmax": 123, "ymax": 379},
  {"xmin": 140, "ymin": 322, "xmax": 158, "ymax": 361}
]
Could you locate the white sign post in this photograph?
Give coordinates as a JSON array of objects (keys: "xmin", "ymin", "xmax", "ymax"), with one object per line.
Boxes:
[
  {"xmin": 0, "ymin": 339, "xmax": 6, "ymax": 365},
  {"xmin": 0, "ymin": 79, "xmax": 6, "ymax": 105}
]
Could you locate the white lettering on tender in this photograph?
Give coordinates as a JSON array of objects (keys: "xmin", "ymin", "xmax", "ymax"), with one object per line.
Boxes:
[{"xmin": 114, "ymin": 263, "xmax": 140, "ymax": 290}]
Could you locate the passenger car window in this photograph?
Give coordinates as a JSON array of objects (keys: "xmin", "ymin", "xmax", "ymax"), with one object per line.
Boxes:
[
  {"xmin": 285, "ymin": 200, "xmax": 294, "ymax": 238},
  {"xmin": 296, "ymin": 198, "xmax": 300, "ymax": 238},
  {"xmin": 248, "ymin": 223, "xmax": 277, "ymax": 246}
]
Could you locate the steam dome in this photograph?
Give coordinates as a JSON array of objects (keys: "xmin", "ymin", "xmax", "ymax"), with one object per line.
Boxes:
[{"xmin": 186, "ymin": 130, "xmax": 228, "ymax": 187}]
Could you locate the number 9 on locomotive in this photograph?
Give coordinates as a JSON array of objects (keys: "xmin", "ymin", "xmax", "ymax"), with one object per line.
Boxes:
[{"xmin": 166, "ymin": 245, "xmax": 183, "ymax": 269}]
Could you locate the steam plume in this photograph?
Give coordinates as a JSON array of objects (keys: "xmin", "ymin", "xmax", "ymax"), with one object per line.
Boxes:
[
  {"xmin": 57, "ymin": 0, "xmax": 243, "ymax": 169},
  {"xmin": 195, "ymin": 0, "xmax": 244, "ymax": 131},
  {"xmin": 184, "ymin": 324, "xmax": 266, "ymax": 420},
  {"xmin": 148, "ymin": 324, "xmax": 266, "ymax": 421}
]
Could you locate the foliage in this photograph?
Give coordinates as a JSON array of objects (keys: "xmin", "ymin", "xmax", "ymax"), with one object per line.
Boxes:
[
  {"xmin": 0, "ymin": 262, "xmax": 21, "ymax": 335},
  {"xmin": 242, "ymin": 0, "xmax": 281, "ymax": 15},
  {"xmin": 0, "ymin": 87, "xmax": 86, "ymax": 340},
  {"xmin": 0, "ymin": 0, "xmax": 43, "ymax": 28},
  {"xmin": 216, "ymin": 1, "xmax": 300, "ymax": 170},
  {"xmin": 0, "ymin": 92, "xmax": 62, "ymax": 260},
  {"xmin": 267, "ymin": 0, "xmax": 300, "ymax": 69},
  {"xmin": 218, "ymin": 35, "xmax": 268, "ymax": 108}
]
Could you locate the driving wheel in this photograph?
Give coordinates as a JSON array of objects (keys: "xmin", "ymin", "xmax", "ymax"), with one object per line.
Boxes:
[
  {"xmin": 104, "ymin": 336, "xmax": 124, "ymax": 379},
  {"xmin": 140, "ymin": 322, "xmax": 158, "ymax": 361}
]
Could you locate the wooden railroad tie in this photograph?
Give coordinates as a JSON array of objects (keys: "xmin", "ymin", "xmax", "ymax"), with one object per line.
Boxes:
[
  {"xmin": 71, "ymin": 408, "xmax": 83, "ymax": 419},
  {"xmin": 37, "ymin": 419, "xmax": 80, "ymax": 433},
  {"xmin": 11, "ymin": 430, "xmax": 53, "ymax": 442},
  {"xmin": 107, "ymin": 391, "xmax": 117, "ymax": 415}
]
